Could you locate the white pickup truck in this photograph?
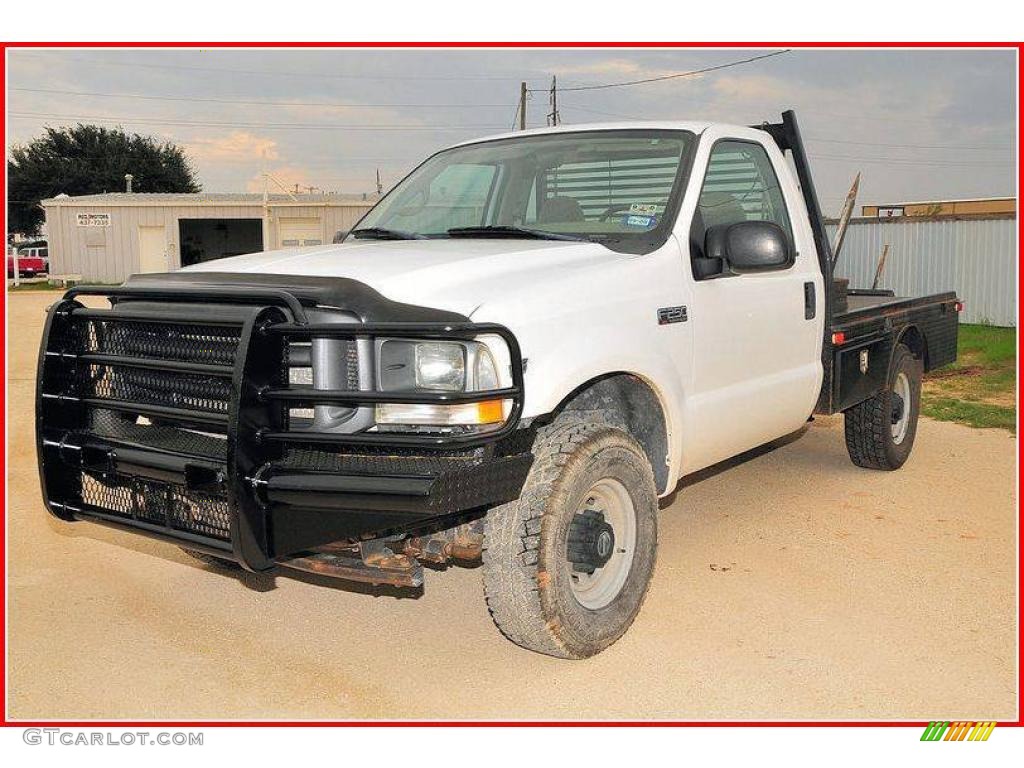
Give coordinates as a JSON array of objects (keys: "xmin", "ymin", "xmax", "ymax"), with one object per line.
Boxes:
[{"xmin": 37, "ymin": 111, "xmax": 960, "ymax": 658}]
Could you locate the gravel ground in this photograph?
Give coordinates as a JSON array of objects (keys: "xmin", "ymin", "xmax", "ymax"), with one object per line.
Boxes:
[{"xmin": 6, "ymin": 291, "xmax": 1018, "ymax": 720}]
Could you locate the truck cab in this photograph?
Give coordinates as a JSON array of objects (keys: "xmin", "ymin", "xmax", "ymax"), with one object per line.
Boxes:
[{"xmin": 37, "ymin": 112, "xmax": 959, "ymax": 658}]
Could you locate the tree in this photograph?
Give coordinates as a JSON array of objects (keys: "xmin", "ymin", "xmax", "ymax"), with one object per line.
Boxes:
[{"xmin": 8, "ymin": 124, "xmax": 201, "ymax": 235}]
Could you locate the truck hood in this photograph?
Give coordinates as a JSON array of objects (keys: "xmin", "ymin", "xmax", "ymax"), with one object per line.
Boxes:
[{"xmin": 182, "ymin": 239, "xmax": 628, "ymax": 317}]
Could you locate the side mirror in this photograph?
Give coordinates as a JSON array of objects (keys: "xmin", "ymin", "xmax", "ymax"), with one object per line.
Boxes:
[
  {"xmin": 705, "ymin": 221, "xmax": 791, "ymax": 273},
  {"xmin": 332, "ymin": 230, "xmax": 349, "ymax": 244}
]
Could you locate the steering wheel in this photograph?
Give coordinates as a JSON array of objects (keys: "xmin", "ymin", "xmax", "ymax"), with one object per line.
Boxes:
[{"xmin": 598, "ymin": 203, "xmax": 639, "ymax": 221}]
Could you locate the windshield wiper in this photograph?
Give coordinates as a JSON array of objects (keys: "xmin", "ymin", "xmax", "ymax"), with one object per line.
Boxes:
[
  {"xmin": 350, "ymin": 227, "xmax": 426, "ymax": 241},
  {"xmin": 447, "ymin": 225, "xmax": 587, "ymax": 242}
]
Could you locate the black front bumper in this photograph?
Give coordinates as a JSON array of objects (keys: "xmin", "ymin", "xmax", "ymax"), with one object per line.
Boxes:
[{"xmin": 36, "ymin": 274, "xmax": 532, "ymax": 571}]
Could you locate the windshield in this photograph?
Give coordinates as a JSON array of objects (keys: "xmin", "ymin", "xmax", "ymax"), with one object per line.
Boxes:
[{"xmin": 352, "ymin": 129, "xmax": 696, "ymax": 253}]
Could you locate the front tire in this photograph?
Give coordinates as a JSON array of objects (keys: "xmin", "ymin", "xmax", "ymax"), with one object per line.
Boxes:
[
  {"xmin": 844, "ymin": 343, "xmax": 922, "ymax": 470},
  {"xmin": 482, "ymin": 416, "xmax": 658, "ymax": 659}
]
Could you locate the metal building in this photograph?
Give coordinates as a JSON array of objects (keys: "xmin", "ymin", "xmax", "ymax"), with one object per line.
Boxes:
[
  {"xmin": 41, "ymin": 192, "xmax": 377, "ymax": 283},
  {"xmin": 828, "ymin": 214, "xmax": 1017, "ymax": 326},
  {"xmin": 861, "ymin": 196, "xmax": 1016, "ymax": 218}
]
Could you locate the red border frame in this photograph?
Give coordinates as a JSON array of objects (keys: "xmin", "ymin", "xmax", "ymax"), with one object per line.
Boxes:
[{"xmin": 2, "ymin": 40, "xmax": 1021, "ymax": 729}]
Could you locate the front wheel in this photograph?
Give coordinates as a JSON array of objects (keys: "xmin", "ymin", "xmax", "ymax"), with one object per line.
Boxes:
[
  {"xmin": 844, "ymin": 343, "xmax": 922, "ymax": 470},
  {"xmin": 482, "ymin": 416, "xmax": 658, "ymax": 659}
]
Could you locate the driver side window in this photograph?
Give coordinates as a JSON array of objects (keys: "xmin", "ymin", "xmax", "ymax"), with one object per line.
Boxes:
[{"xmin": 691, "ymin": 140, "xmax": 793, "ymax": 271}]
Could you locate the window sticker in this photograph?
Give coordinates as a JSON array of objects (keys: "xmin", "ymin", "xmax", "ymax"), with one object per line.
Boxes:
[
  {"xmin": 629, "ymin": 203, "xmax": 657, "ymax": 215},
  {"xmin": 623, "ymin": 214, "xmax": 656, "ymax": 228}
]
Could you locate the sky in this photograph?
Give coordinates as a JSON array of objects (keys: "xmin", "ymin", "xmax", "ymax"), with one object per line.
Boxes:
[{"xmin": 6, "ymin": 48, "xmax": 1017, "ymax": 216}]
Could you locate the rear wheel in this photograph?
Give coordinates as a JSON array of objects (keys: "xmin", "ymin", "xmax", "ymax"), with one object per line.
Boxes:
[
  {"xmin": 844, "ymin": 343, "xmax": 922, "ymax": 470},
  {"xmin": 482, "ymin": 416, "xmax": 658, "ymax": 659}
]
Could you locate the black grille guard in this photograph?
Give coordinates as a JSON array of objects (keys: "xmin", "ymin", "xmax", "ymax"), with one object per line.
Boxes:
[{"xmin": 36, "ymin": 276, "xmax": 530, "ymax": 571}]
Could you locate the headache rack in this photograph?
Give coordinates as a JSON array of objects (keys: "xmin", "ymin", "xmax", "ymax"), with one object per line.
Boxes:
[{"xmin": 36, "ymin": 280, "xmax": 530, "ymax": 571}]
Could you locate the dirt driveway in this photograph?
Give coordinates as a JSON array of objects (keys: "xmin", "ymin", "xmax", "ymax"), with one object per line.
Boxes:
[{"xmin": 6, "ymin": 290, "xmax": 1017, "ymax": 720}]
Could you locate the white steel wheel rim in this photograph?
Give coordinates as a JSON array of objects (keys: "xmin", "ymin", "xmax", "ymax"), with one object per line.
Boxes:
[
  {"xmin": 891, "ymin": 371, "xmax": 911, "ymax": 445},
  {"xmin": 569, "ymin": 478, "xmax": 637, "ymax": 610}
]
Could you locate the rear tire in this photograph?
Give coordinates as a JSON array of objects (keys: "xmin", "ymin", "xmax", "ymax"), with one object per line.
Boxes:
[
  {"xmin": 844, "ymin": 343, "xmax": 922, "ymax": 470},
  {"xmin": 482, "ymin": 416, "xmax": 658, "ymax": 659}
]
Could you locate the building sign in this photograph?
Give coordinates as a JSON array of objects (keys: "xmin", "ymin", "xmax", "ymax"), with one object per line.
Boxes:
[{"xmin": 76, "ymin": 213, "xmax": 111, "ymax": 227}]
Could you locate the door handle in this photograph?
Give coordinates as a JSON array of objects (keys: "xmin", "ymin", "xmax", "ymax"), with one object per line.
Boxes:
[{"xmin": 804, "ymin": 282, "xmax": 816, "ymax": 320}]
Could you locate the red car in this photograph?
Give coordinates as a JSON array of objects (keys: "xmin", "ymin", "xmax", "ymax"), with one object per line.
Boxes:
[{"xmin": 7, "ymin": 245, "xmax": 48, "ymax": 278}]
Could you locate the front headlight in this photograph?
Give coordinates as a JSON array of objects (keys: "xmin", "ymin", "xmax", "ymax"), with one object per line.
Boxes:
[
  {"xmin": 375, "ymin": 339, "xmax": 506, "ymax": 429},
  {"xmin": 415, "ymin": 342, "xmax": 466, "ymax": 391}
]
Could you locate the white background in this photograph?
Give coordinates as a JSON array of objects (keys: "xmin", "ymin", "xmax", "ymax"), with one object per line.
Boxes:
[{"xmin": 3, "ymin": 2, "xmax": 1020, "ymax": 764}]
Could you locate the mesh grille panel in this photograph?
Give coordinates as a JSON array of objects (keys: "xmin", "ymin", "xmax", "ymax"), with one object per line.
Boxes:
[
  {"xmin": 80, "ymin": 471, "xmax": 231, "ymax": 541},
  {"xmin": 77, "ymin": 319, "xmax": 241, "ymax": 365},
  {"xmin": 83, "ymin": 365, "xmax": 233, "ymax": 414},
  {"xmin": 345, "ymin": 342, "xmax": 360, "ymax": 390},
  {"xmin": 88, "ymin": 409, "xmax": 227, "ymax": 459}
]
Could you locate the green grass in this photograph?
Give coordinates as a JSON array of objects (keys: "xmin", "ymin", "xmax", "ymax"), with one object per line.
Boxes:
[
  {"xmin": 921, "ymin": 397, "xmax": 1017, "ymax": 432},
  {"xmin": 956, "ymin": 323, "xmax": 1016, "ymax": 366},
  {"xmin": 922, "ymin": 323, "xmax": 1016, "ymax": 433}
]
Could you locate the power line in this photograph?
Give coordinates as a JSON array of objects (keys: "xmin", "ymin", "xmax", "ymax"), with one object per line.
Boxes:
[
  {"xmin": 808, "ymin": 153, "xmax": 1008, "ymax": 168},
  {"xmin": 557, "ymin": 97, "xmax": 1001, "ymax": 128},
  {"xmin": 545, "ymin": 102, "xmax": 1012, "ymax": 153},
  {"xmin": 807, "ymin": 136, "xmax": 1011, "ymax": 152},
  {"xmin": 12, "ymin": 52, "xmax": 539, "ymax": 83},
  {"xmin": 9, "ymin": 111, "xmax": 507, "ymax": 131},
  {"xmin": 9, "ymin": 86, "xmax": 513, "ymax": 110},
  {"xmin": 530, "ymin": 49, "xmax": 790, "ymax": 93}
]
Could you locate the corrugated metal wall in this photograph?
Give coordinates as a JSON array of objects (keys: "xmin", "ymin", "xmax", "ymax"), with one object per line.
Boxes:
[{"xmin": 827, "ymin": 216, "xmax": 1017, "ymax": 326}]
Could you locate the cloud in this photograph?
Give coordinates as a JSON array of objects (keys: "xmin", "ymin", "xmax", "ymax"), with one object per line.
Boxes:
[
  {"xmin": 245, "ymin": 165, "xmax": 316, "ymax": 193},
  {"xmin": 710, "ymin": 74, "xmax": 791, "ymax": 103},
  {"xmin": 554, "ymin": 56, "xmax": 708, "ymax": 86},
  {"xmin": 184, "ymin": 131, "xmax": 280, "ymax": 165}
]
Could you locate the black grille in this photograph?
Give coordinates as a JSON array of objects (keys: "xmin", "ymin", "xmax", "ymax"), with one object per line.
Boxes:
[
  {"xmin": 87, "ymin": 409, "xmax": 227, "ymax": 460},
  {"xmin": 284, "ymin": 339, "xmax": 360, "ymax": 389},
  {"xmin": 77, "ymin": 319, "xmax": 241, "ymax": 365},
  {"xmin": 345, "ymin": 342, "xmax": 360, "ymax": 390},
  {"xmin": 80, "ymin": 471, "xmax": 231, "ymax": 540},
  {"xmin": 83, "ymin": 365, "xmax": 234, "ymax": 414}
]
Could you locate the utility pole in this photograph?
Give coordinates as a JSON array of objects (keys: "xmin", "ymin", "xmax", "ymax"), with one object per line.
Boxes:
[
  {"xmin": 519, "ymin": 81, "xmax": 527, "ymax": 131},
  {"xmin": 376, "ymin": 168, "xmax": 383, "ymax": 196},
  {"xmin": 261, "ymin": 150, "xmax": 270, "ymax": 252},
  {"xmin": 547, "ymin": 76, "xmax": 560, "ymax": 126}
]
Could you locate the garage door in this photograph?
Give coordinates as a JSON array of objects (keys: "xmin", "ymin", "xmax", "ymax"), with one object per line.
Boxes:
[{"xmin": 277, "ymin": 218, "xmax": 323, "ymax": 248}]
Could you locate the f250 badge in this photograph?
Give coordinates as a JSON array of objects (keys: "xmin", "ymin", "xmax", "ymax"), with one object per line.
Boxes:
[{"xmin": 657, "ymin": 306, "xmax": 688, "ymax": 325}]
